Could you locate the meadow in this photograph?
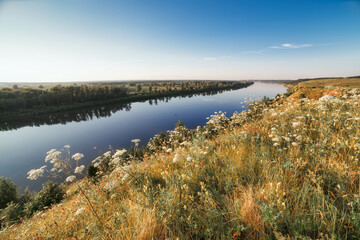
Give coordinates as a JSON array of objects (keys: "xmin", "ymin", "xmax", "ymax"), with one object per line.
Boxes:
[{"xmin": 1, "ymin": 78, "xmax": 360, "ymax": 239}]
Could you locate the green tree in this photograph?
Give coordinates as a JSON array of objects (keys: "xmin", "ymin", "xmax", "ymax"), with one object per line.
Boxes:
[{"xmin": 136, "ymin": 84, "xmax": 142, "ymax": 93}]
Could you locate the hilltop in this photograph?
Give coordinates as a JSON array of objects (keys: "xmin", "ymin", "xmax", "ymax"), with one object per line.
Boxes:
[{"xmin": 1, "ymin": 78, "xmax": 360, "ymax": 239}]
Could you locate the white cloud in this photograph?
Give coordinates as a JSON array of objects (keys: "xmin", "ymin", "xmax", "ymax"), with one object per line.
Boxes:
[{"xmin": 270, "ymin": 43, "xmax": 313, "ymax": 49}]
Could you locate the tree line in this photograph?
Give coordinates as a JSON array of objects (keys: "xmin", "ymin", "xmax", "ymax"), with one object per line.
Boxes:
[{"xmin": 0, "ymin": 81, "xmax": 253, "ymax": 112}]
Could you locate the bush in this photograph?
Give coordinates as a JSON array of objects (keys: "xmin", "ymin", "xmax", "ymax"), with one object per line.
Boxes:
[
  {"xmin": 0, "ymin": 177, "xmax": 18, "ymax": 209},
  {"xmin": 86, "ymin": 164, "xmax": 99, "ymax": 182},
  {"xmin": 0, "ymin": 202, "xmax": 22, "ymax": 228},
  {"xmin": 25, "ymin": 181, "xmax": 64, "ymax": 214}
]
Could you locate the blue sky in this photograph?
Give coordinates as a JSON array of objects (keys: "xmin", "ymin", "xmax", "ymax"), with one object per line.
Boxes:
[{"xmin": 0, "ymin": 0, "xmax": 359, "ymax": 82}]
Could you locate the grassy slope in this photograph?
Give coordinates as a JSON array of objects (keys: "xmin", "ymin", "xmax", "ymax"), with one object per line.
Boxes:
[{"xmin": 1, "ymin": 78, "xmax": 360, "ymax": 239}]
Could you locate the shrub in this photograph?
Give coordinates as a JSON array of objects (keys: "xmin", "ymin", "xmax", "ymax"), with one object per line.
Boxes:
[
  {"xmin": 0, "ymin": 202, "xmax": 22, "ymax": 228},
  {"xmin": 86, "ymin": 164, "xmax": 98, "ymax": 179},
  {"xmin": 0, "ymin": 177, "xmax": 18, "ymax": 209},
  {"xmin": 26, "ymin": 181, "xmax": 64, "ymax": 214}
]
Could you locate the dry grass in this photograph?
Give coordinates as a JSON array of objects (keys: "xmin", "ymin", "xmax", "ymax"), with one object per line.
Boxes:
[{"xmin": 1, "ymin": 80, "xmax": 360, "ymax": 239}]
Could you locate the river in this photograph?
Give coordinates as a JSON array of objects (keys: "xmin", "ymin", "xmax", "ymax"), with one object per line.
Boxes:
[{"xmin": 0, "ymin": 82, "xmax": 287, "ymax": 191}]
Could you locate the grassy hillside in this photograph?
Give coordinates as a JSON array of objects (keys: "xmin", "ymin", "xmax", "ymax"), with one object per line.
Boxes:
[{"xmin": 1, "ymin": 79, "xmax": 360, "ymax": 239}]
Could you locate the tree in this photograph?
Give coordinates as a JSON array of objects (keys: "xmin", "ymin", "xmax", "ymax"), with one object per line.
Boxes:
[
  {"xmin": 136, "ymin": 84, "xmax": 142, "ymax": 93},
  {"xmin": 0, "ymin": 177, "xmax": 18, "ymax": 209}
]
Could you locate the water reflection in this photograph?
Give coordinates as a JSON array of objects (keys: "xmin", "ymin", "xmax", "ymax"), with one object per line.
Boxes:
[{"xmin": 1, "ymin": 89, "xmax": 234, "ymax": 131}]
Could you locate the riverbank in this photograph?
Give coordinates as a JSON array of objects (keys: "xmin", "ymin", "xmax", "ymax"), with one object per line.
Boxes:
[
  {"xmin": 0, "ymin": 81, "xmax": 253, "ymax": 129},
  {"xmin": 1, "ymin": 78, "xmax": 360, "ymax": 239}
]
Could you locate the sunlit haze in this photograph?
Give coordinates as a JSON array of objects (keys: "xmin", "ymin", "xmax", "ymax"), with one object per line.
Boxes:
[{"xmin": 1, "ymin": 0, "xmax": 359, "ymax": 82}]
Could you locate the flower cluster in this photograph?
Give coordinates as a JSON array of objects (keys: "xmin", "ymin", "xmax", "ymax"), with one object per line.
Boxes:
[{"xmin": 27, "ymin": 145, "xmax": 85, "ymax": 183}]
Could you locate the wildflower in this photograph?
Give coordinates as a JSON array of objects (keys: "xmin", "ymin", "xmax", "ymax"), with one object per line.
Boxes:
[
  {"xmin": 282, "ymin": 137, "xmax": 290, "ymax": 142},
  {"xmin": 47, "ymin": 149, "xmax": 57, "ymax": 155},
  {"xmin": 74, "ymin": 165, "xmax": 85, "ymax": 174},
  {"xmin": 272, "ymin": 137, "xmax": 281, "ymax": 142},
  {"xmin": 166, "ymin": 148, "xmax": 172, "ymax": 153},
  {"xmin": 319, "ymin": 95, "xmax": 340, "ymax": 102},
  {"xmin": 291, "ymin": 142, "xmax": 299, "ymax": 147},
  {"xmin": 74, "ymin": 207, "xmax": 85, "ymax": 216},
  {"xmin": 64, "ymin": 145, "xmax": 70, "ymax": 148},
  {"xmin": 103, "ymin": 151, "xmax": 112, "ymax": 157},
  {"xmin": 92, "ymin": 156, "xmax": 101, "ymax": 163},
  {"xmin": 111, "ymin": 157, "xmax": 121, "ymax": 165},
  {"xmin": 173, "ymin": 154, "xmax": 180, "ymax": 163},
  {"xmin": 45, "ymin": 150, "xmax": 62, "ymax": 163},
  {"xmin": 122, "ymin": 173, "xmax": 129, "ymax": 182},
  {"xmin": 66, "ymin": 175, "xmax": 76, "ymax": 183},
  {"xmin": 72, "ymin": 153, "xmax": 84, "ymax": 161},
  {"xmin": 187, "ymin": 156, "xmax": 193, "ymax": 162},
  {"xmin": 292, "ymin": 122, "xmax": 302, "ymax": 128},
  {"xmin": 131, "ymin": 139, "xmax": 141, "ymax": 147},
  {"xmin": 27, "ymin": 166, "xmax": 47, "ymax": 180},
  {"xmin": 131, "ymin": 139, "xmax": 141, "ymax": 144},
  {"xmin": 112, "ymin": 149, "xmax": 127, "ymax": 158}
]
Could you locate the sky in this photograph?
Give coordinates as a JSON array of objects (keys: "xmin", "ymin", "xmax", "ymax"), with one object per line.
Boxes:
[{"xmin": 0, "ymin": 0, "xmax": 359, "ymax": 82}]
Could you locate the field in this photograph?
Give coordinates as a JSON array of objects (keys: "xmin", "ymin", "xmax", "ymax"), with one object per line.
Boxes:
[{"xmin": 1, "ymin": 78, "xmax": 360, "ymax": 239}]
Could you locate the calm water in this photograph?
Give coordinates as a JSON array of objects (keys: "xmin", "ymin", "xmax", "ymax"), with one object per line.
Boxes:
[{"xmin": 0, "ymin": 82, "xmax": 287, "ymax": 191}]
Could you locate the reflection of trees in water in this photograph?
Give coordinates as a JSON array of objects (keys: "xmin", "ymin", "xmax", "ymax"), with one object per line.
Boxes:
[
  {"xmin": 1, "ymin": 103, "xmax": 132, "ymax": 131},
  {"xmin": 0, "ymin": 87, "xmax": 243, "ymax": 131}
]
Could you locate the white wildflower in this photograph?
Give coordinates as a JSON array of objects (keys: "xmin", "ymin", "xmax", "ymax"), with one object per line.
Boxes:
[
  {"xmin": 74, "ymin": 207, "xmax": 85, "ymax": 216},
  {"xmin": 173, "ymin": 154, "xmax": 179, "ymax": 163},
  {"xmin": 282, "ymin": 137, "xmax": 290, "ymax": 142},
  {"xmin": 74, "ymin": 165, "xmax": 85, "ymax": 174},
  {"xmin": 103, "ymin": 151, "xmax": 111, "ymax": 157},
  {"xmin": 272, "ymin": 137, "xmax": 281, "ymax": 142},
  {"xmin": 111, "ymin": 157, "xmax": 121, "ymax": 165},
  {"xmin": 112, "ymin": 149, "xmax": 127, "ymax": 158},
  {"xmin": 92, "ymin": 156, "xmax": 101, "ymax": 163},
  {"xmin": 64, "ymin": 145, "xmax": 70, "ymax": 148},
  {"xmin": 319, "ymin": 95, "xmax": 340, "ymax": 103},
  {"xmin": 292, "ymin": 122, "xmax": 302, "ymax": 128},
  {"xmin": 122, "ymin": 173, "xmax": 129, "ymax": 182},
  {"xmin": 131, "ymin": 139, "xmax": 141, "ymax": 144},
  {"xmin": 72, "ymin": 153, "xmax": 84, "ymax": 161},
  {"xmin": 187, "ymin": 156, "xmax": 193, "ymax": 162},
  {"xmin": 47, "ymin": 149, "xmax": 57, "ymax": 155},
  {"xmin": 291, "ymin": 142, "xmax": 299, "ymax": 147},
  {"xmin": 166, "ymin": 148, "xmax": 172, "ymax": 153},
  {"xmin": 45, "ymin": 150, "xmax": 61, "ymax": 163},
  {"xmin": 66, "ymin": 175, "xmax": 76, "ymax": 183},
  {"xmin": 27, "ymin": 166, "xmax": 46, "ymax": 180}
]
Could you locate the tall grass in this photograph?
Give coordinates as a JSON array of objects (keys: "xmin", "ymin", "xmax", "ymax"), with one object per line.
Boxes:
[{"xmin": 1, "ymin": 85, "xmax": 360, "ymax": 239}]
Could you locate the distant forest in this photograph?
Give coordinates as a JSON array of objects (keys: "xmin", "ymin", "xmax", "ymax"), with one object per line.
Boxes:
[{"xmin": 0, "ymin": 81, "xmax": 253, "ymax": 112}]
